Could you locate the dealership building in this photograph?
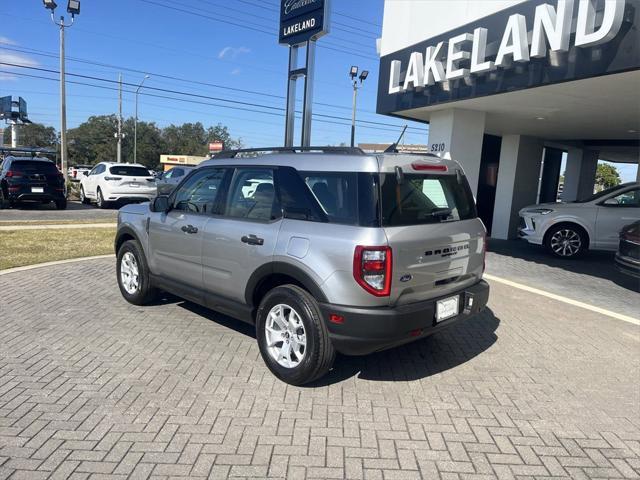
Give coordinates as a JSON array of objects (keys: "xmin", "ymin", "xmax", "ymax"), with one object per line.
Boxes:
[{"xmin": 377, "ymin": 0, "xmax": 639, "ymax": 238}]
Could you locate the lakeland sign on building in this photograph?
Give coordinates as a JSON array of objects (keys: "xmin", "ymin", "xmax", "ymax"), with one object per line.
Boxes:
[{"xmin": 376, "ymin": 0, "xmax": 639, "ymax": 240}]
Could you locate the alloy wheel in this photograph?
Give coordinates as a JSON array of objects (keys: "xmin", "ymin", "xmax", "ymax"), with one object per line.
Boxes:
[
  {"xmin": 120, "ymin": 252, "xmax": 140, "ymax": 294},
  {"xmin": 550, "ymin": 229, "xmax": 581, "ymax": 257},
  {"xmin": 265, "ymin": 304, "xmax": 307, "ymax": 368}
]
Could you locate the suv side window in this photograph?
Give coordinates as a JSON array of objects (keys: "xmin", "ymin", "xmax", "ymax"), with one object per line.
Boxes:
[
  {"xmin": 172, "ymin": 168, "xmax": 226, "ymax": 214},
  {"xmin": 226, "ymin": 168, "xmax": 278, "ymax": 221},
  {"xmin": 89, "ymin": 165, "xmax": 100, "ymax": 176},
  {"xmin": 173, "ymin": 168, "xmax": 184, "ymax": 177}
]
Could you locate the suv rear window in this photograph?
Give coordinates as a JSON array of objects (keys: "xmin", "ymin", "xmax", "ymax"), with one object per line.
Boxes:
[
  {"xmin": 12, "ymin": 160, "xmax": 59, "ymax": 174},
  {"xmin": 379, "ymin": 173, "xmax": 477, "ymax": 227},
  {"xmin": 109, "ymin": 166, "xmax": 151, "ymax": 176}
]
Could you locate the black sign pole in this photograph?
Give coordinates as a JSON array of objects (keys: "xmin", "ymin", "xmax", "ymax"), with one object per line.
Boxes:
[
  {"xmin": 284, "ymin": 45, "xmax": 299, "ymax": 147},
  {"xmin": 300, "ymin": 40, "xmax": 316, "ymax": 147}
]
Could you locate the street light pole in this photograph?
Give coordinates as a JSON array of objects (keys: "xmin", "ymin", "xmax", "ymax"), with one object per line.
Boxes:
[
  {"xmin": 44, "ymin": 0, "xmax": 80, "ymax": 181},
  {"xmin": 348, "ymin": 66, "xmax": 369, "ymax": 148},
  {"xmin": 134, "ymin": 75, "xmax": 150, "ymax": 165},
  {"xmin": 117, "ymin": 73, "xmax": 123, "ymax": 163}
]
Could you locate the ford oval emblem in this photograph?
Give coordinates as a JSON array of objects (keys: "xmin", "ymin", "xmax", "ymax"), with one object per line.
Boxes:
[{"xmin": 400, "ymin": 274, "xmax": 412, "ymax": 282}]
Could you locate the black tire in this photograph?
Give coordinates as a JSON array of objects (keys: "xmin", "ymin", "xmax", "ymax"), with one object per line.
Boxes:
[
  {"xmin": 0, "ymin": 186, "xmax": 9, "ymax": 209},
  {"xmin": 256, "ymin": 285, "xmax": 335, "ymax": 385},
  {"xmin": 96, "ymin": 188, "xmax": 107, "ymax": 209},
  {"xmin": 55, "ymin": 198, "xmax": 67, "ymax": 210},
  {"xmin": 544, "ymin": 223, "xmax": 588, "ymax": 258},
  {"xmin": 116, "ymin": 240, "xmax": 159, "ymax": 305},
  {"xmin": 80, "ymin": 186, "xmax": 90, "ymax": 205}
]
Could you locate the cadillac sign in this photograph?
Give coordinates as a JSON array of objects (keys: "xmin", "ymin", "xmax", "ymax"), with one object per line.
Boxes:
[{"xmin": 279, "ymin": 0, "xmax": 330, "ymax": 46}]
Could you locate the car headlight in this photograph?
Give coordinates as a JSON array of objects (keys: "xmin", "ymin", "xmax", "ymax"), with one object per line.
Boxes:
[{"xmin": 526, "ymin": 208, "xmax": 554, "ymax": 215}]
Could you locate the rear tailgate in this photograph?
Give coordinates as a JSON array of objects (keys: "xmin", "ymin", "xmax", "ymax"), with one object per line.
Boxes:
[
  {"xmin": 107, "ymin": 165, "xmax": 156, "ymax": 191},
  {"xmin": 377, "ymin": 154, "xmax": 486, "ymax": 306}
]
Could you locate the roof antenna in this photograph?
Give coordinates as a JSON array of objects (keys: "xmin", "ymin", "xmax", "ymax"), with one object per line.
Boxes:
[{"xmin": 384, "ymin": 125, "xmax": 408, "ymax": 153}]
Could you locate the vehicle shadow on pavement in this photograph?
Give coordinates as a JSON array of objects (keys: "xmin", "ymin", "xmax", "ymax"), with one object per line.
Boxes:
[
  {"xmin": 488, "ymin": 239, "xmax": 639, "ymax": 292},
  {"xmin": 312, "ymin": 309, "xmax": 500, "ymax": 386},
  {"xmin": 172, "ymin": 296, "xmax": 499, "ymax": 386},
  {"xmin": 7, "ymin": 200, "xmax": 93, "ymax": 211}
]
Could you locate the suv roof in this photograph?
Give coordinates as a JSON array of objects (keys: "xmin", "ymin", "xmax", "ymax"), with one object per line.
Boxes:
[
  {"xmin": 200, "ymin": 147, "xmax": 461, "ymax": 174},
  {"xmin": 4, "ymin": 156, "xmax": 54, "ymax": 163}
]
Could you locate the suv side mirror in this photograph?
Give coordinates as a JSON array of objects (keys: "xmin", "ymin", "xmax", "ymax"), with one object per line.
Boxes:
[
  {"xmin": 151, "ymin": 195, "xmax": 170, "ymax": 213},
  {"xmin": 83, "ymin": 171, "xmax": 89, "ymax": 177}
]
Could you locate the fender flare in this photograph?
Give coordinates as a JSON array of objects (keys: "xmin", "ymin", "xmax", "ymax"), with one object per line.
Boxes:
[
  {"xmin": 114, "ymin": 225, "xmax": 144, "ymax": 254},
  {"xmin": 245, "ymin": 261, "xmax": 328, "ymax": 306}
]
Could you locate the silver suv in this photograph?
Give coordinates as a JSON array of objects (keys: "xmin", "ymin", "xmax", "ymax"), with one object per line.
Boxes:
[{"xmin": 114, "ymin": 147, "xmax": 489, "ymax": 385}]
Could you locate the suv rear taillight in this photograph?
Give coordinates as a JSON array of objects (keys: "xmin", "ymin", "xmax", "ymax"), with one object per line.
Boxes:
[
  {"xmin": 5, "ymin": 170, "xmax": 22, "ymax": 178},
  {"xmin": 353, "ymin": 246, "xmax": 392, "ymax": 297}
]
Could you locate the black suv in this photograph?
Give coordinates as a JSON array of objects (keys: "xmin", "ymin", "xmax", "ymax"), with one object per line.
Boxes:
[{"xmin": 0, "ymin": 156, "xmax": 67, "ymax": 209}]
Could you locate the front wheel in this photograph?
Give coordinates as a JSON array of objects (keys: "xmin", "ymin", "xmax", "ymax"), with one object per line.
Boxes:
[
  {"xmin": 545, "ymin": 224, "xmax": 587, "ymax": 258},
  {"xmin": 256, "ymin": 285, "xmax": 335, "ymax": 385},
  {"xmin": 116, "ymin": 240, "xmax": 159, "ymax": 305},
  {"xmin": 96, "ymin": 189, "xmax": 107, "ymax": 209}
]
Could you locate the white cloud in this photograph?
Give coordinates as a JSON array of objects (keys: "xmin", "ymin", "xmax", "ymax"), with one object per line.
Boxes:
[
  {"xmin": 0, "ymin": 50, "xmax": 39, "ymax": 82},
  {"xmin": 231, "ymin": 68, "xmax": 241, "ymax": 75},
  {"xmin": 217, "ymin": 46, "xmax": 250, "ymax": 60},
  {"xmin": 0, "ymin": 36, "xmax": 17, "ymax": 46}
]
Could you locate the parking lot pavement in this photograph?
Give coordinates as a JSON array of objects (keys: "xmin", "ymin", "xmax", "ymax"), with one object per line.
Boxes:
[
  {"xmin": 487, "ymin": 239, "xmax": 640, "ymax": 320},
  {"xmin": 1, "ymin": 258, "xmax": 638, "ymax": 479},
  {"xmin": 0, "ymin": 201, "xmax": 117, "ymax": 223}
]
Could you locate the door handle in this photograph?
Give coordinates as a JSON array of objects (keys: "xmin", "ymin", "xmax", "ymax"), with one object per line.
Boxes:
[
  {"xmin": 181, "ymin": 225, "xmax": 198, "ymax": 234},
  {"xmin": 241, "ymin": 234, "xmax": 264, "ymax": 246}
]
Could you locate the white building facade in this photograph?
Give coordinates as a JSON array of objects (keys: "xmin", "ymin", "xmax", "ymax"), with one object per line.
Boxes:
[{"xmin": 377, "ymin": 0, "xmax": 640, "ymax": 238}]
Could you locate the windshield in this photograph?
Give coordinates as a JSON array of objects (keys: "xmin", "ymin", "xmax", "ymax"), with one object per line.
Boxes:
[
  {"xmin": 109, "ymin": 166, "xmax": 152, "ymax": 177},
  {"xmin": 380, "ymin": 173, "xmax": 477, "ymax": 227},
  {"xmin": 573, "ymin": 184, "xmax": 628, "ymax": 203}
]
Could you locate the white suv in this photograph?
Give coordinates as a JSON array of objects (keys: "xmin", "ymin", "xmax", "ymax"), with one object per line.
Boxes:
[
  {"xmin": 80, "ymin": 162, "xmax": 156, "ymax": 208},
  {"xmin": 519, "ymin": 182, "xmax": 640, "ymax": 258}
]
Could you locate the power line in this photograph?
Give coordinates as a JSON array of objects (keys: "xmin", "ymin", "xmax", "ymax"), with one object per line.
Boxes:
[{"xmin": 2, "ymin": 68, "xmax": 425, "ymax": 135}]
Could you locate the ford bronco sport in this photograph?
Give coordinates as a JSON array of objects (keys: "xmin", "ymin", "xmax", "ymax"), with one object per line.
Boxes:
[{"xmin": 114, "ymin": 147, "xmax": 489, "ymax": 385}]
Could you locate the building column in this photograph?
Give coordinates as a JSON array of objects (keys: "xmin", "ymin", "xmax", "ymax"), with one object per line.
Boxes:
[
  {"xmin": 636, "ymin": 157, "xmax": 640, "ymax": 183},
  {"xmin": 563, "ymin": 148, "xmax": 598, "ymax": 201},
  {"xmin": 491, "ymin": 135, "xmax": 544, "ymax": 240},
  {"xmin": 428, "ymin": 109, "xmax": 486, "ymax": 197},
  {"xmin": 538, "ymin": 147, "xmax": 563, "ymax": 203}
]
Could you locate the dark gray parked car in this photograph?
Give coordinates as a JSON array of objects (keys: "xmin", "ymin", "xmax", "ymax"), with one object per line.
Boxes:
[{"xmin": 114, "ymin": 147, "xmax": 490, "ymax": 385}]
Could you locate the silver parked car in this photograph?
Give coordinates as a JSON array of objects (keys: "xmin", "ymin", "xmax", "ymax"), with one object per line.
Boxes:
[
  {"xmin": 114, "ymin": 147, "xmax": 489, "ymax": 385},
  {"xmin": 155, "ymin": 166, "xmax": 195, "ymax": 195}
]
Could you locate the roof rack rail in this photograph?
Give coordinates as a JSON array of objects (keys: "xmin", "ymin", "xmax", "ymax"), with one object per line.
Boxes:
[{"xmin": 213, "ymin": 146, "xmax": 365, "ymax": 159}]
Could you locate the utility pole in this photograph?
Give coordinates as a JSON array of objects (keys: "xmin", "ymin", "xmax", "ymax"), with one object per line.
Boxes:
[
  {"xmin": 134, "ymin": 75, "xmax": 150, "ymax": 165},
  {"xmin": 43, "ymin": 0, "xmax": 81, "ymax": 181},
  {"xmin": 117, "ymin": 73, "xmax": 123, "ymax": 163}
]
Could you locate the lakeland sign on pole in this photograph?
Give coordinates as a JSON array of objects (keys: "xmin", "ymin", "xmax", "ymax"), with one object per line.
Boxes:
[{"xmin": 279, "ymin": 0, "xmax": 330, "ymax": 147}]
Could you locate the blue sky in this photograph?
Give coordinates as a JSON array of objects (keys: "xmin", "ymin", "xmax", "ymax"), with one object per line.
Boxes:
[
  {"xmin": 0, "ymin": 1, "xmax": 636, "ymax": 181},
  {"xmin": 0, "ymin": 0, "xmax": 428, "ymax": 148}
]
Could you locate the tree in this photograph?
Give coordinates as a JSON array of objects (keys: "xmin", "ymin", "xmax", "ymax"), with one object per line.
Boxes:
[
  {"xmin": 595, "ymin": 163, "xmax": 621, "ymax": 191},
  {"xmin": 3, "ymin": 123, "xmax": 57, "ymax": 149},
  {"xmin": 122, "ymin": 119, "xmax": 165, "ymax": 170},
  {"xmin": 67, "ymin": 115, "xmax": 119, "ymax": 166},
  {"xmin": 162, "ymin": 122, "xmax": 242, "ymax": 156}
]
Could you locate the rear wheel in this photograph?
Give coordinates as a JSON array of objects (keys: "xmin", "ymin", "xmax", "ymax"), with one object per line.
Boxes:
[
  {"xmin": 55, "ymin": 198, "xmax": 67, "ymax": 210},
  {"xmin": 96, "ymin": 188, "xmax": 107, "ymax": 209},
  {"xmin": 545, "ymin": 224, "xmax": 587, "ymax": 258},
  {"xmin": 80, "ymin": 186, "xmax": 90, "ymax": 205},
  {"xmin": 116, "ymin": 240, "xmax": 158, "ymax": 305},
  {"xmin": 256, "ymin": 285, "xmax": 335, "ymax": 385}
]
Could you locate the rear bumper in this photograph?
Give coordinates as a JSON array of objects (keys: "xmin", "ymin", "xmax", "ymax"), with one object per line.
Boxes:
[
  {"xmin": 9, "ymin": 191, "xmax": 65, "ymax": 202},
  {"xmin": 320, "ymin": 280, "xmax": 490, "ymax": 355}
]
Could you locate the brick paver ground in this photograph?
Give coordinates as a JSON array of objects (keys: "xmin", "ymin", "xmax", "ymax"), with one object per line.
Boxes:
[{"xmin": 1, "ymin": 258, "xmax": 638, "ymax": 479}]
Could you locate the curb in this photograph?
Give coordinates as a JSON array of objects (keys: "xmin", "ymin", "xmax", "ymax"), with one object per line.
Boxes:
[
  {"xmin": 0, "ymin": 223, "xmax": 117, "ymax": 231},
  {"xmin": 0, "ymin": 254, "xmax": 115, "ymax": 275}
]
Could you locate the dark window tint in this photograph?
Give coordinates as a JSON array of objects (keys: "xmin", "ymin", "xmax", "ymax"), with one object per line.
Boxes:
[
  {"xmin": 276, "ymin": 168, "xmax": 327, "ymax": 222},
  {"xmin": 11, "ymin": 160, "xmax": 59, "ymax": 174},
  {"xmin": 574, "ymin": 184, "xmax": 628, "ymax": 203},
  {"xmin": 172, "ymin": 168, "xmax": 184, "ymax": 177},
  {"xmin": 300, "ymin": 171, "xmax": 359, "ymax": 225},
  {"xmin": 609, "ymin": 189, "xmax": 640, "ymax": 207},
  {"xmin": 380, "ymin": 173, "xmax": 477, "ymax": 227},
  {"xmin": 173, "ymin": 168, "xmax": 226, "ymax": 214},
  {"xmin": 109, "ymin": 166, "xmax": 151, "ymax": 177},
  {"xmin": 226, "ymin": 168, "xmax": 277, "ymax": 221}
]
